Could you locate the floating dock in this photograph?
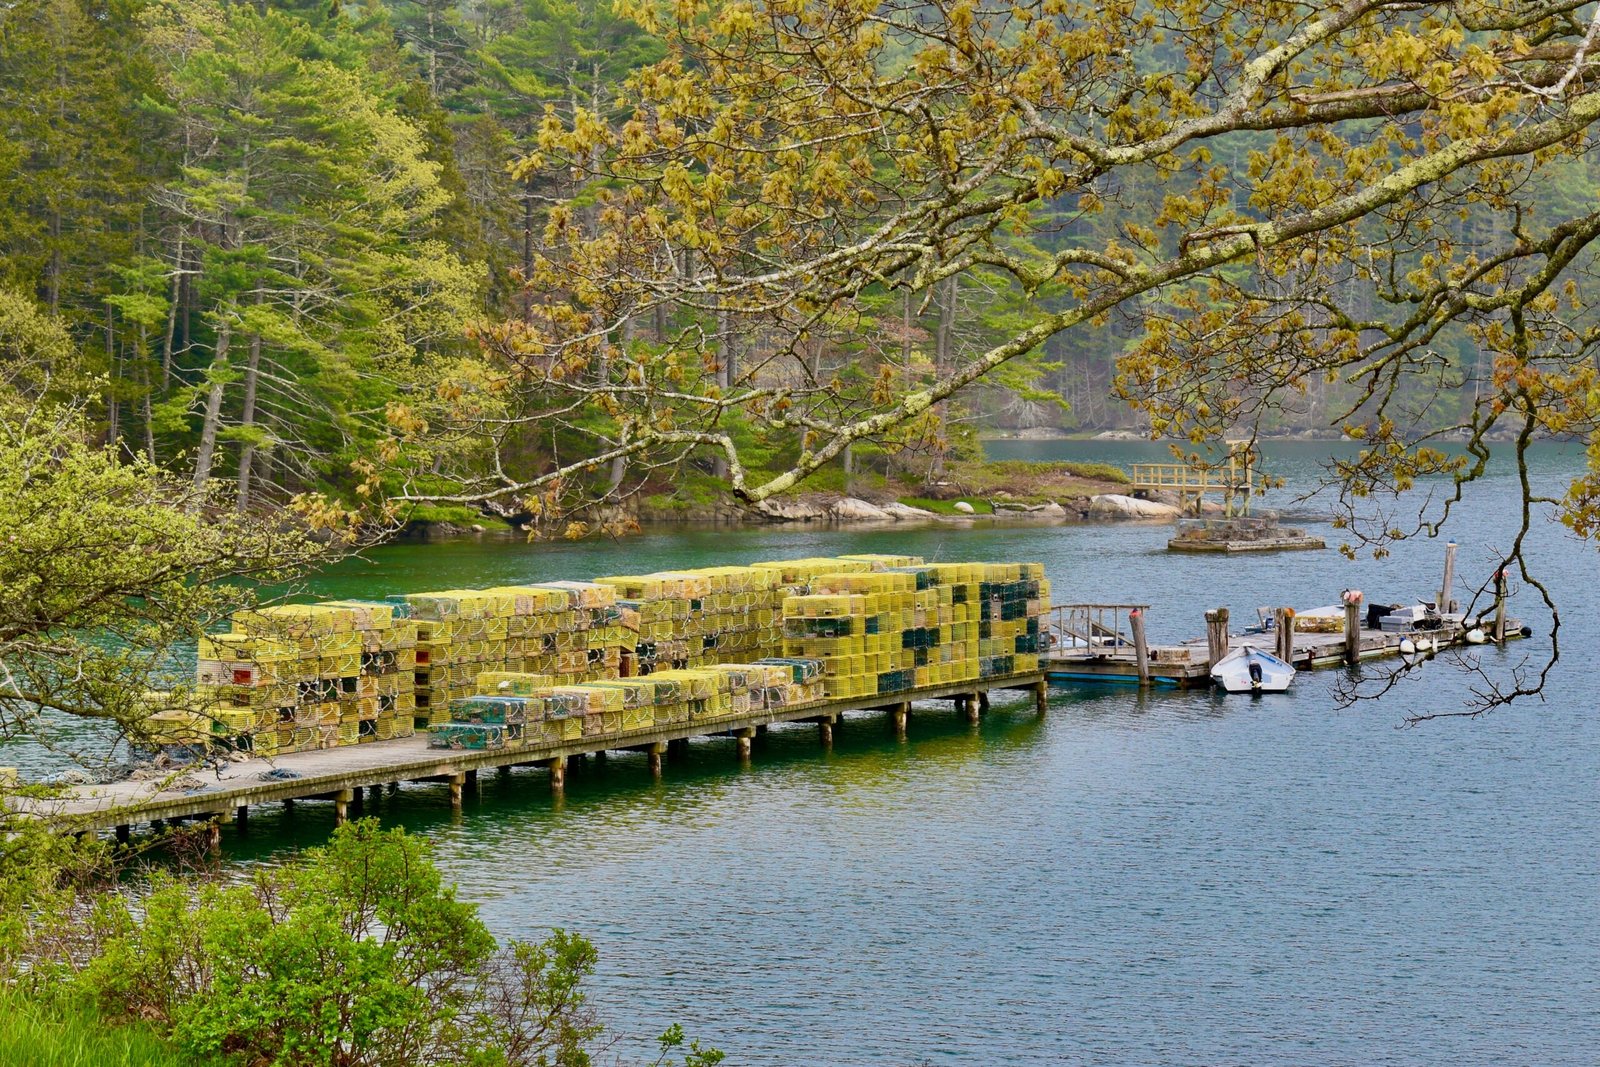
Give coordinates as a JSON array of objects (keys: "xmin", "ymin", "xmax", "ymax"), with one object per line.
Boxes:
[
  {"xmin": 1044, "ymin": 603, "xmax": 1525, "ymax": 688},
  {"xmin": 36, "ymin": 674, "xmax": 1047, "ymax": 840}
]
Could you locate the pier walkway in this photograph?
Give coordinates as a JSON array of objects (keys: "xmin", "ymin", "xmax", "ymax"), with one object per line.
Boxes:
[{"xmin": 38, "ymin": 673, "xmax": 1047, "ymax": 839}]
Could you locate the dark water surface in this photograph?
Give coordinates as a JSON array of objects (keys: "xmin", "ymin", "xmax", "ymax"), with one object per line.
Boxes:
[{"xmin": 55, "ymin": 445, "xmax": 1600, "ymax": 1062}]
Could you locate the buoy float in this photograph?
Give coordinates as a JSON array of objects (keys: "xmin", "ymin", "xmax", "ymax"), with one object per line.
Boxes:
[
  {"xmin": 1399, "ymin": 637, "xmax": 1417, "ymax": 656},
  {"xmin": 1465, "ymin": 627, "xmax": 1487, "ymax": 645}
]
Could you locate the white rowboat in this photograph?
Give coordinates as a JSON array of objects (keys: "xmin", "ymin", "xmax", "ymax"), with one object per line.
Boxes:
[{"xmin": 1210, "ymin": 647, "xmax": 1297, "ymax": 693}]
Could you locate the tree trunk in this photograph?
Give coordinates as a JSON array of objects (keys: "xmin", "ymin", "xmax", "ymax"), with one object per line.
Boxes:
[
  {"xmin": 235, "ymin": 325, "xmax": 263, "ymax": 512},
  {"xmin": 161, "ymin": 235, "xmax": 184, "ymax": 386},
  {"xmin": 105, "ymin": 301, "xmax": 119, "ymax": 448},
  {"xmin": 190, "ymin": 314, "xmax": 233, "ymax": 498},
  {"xmin": 713, "ymin": 304, "xmax": 732, "ymax": 480}
]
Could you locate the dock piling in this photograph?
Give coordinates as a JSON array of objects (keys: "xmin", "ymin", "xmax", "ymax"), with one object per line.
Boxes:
[
  {"xmin": 115, "ymin": 824, "xmax": 130, "ymax": 846},
  {"xmin": 1204, "ymin": 608, "xmax": 1230, "ymax": 668},
  {"xmin": 1342, "ymin": 590, "xmax": 1363, "ymax": 666},
  {"xmin": 1275, "ymin": 607, "xmax": 1295, "ymax": 662},
  {"xmin": 334, "ymin": 788, "xmax": 353, "ymax": 825},
  {"xmin": 964, "ymin": 693, "xmax": 980, "ymax": 724},
  {"xmin": 891, "ymin": 702, "xmax": 910, "ymax": 739},
  {"xmin": 234, "ymin": 805, "xmax": 248, "ymax": 832},
  {"xmin": 1494, "ymin": 568, "xmax": 1508, "ymax": 643},
  {"xmin": 1034, "ymin": 680, "xmax": 1048, "ymax": 714},
  {"xmin": 735, "ymin": 727, "xmax": 755, "ymax": 762},
  {"xmin": 545, "ymin": 757, "xmax": 566, "ymax": 792},
  {"xmin": 448, "ymin": 774, "xmax": 465, "ymax": 809},
  {"xmin": 977, "ymin": 691, "xmax": 990, "ymax": 713},
  {"xmin": 1129, "ymin": 608, "xmax": 1150, "ymax": 686},
  {"xmin": 1439, "ymin": 541, "xmax": 1458, "ymax": 613},
  {"xmin": 817, "ymin": 716, "xmax": 834, "ymax": 748},
  {"xmin": 648, "ymin": 742, "xmax": 665, "ymax": 778},
  {"xmin": 205, "ymin": 817, "xmax": 222, "ymax": 855}
]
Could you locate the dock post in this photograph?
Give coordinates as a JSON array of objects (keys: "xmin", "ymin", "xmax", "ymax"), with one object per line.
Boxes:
[
  {"xmin": 1204, "ymin": 608, "xmax": 1230, "ymax": 668},
  {"xmin": 350, "ymin": 787, "xmax": 364, "ymax": 817},
  {"xmin": 464, "ymin": 769, "xmax": 478, "ymax": 795},
  {"xmin": 1275, "ymin": 607, "xmax": 1295, "ymax": 662},
  {"xmin": 1342, "ymin": 590, "xmax": 1363, "ymax": 666},
  {"xmin": 667, "ymin": 737, "xmax": 689, "ymax": 762},
  {"xmin": 1494, "ymin": 568, "xmax": 1508, "ymax": 643},
  {"xmin": 735, "ymin": 727, "xmax": 755, "ymax": 762},
  {"xmin": 281, "ymin": 799, "xmax": 293, "ymax": 815},
  {"xmin": 234, "ymin": 805, "xmax": 248, "ymax": 832},
  {"xmin": 1129, "ymin": 608, "xmax": 1150, "ymax": 686},
  {"xmin": 369, "ymin": 784, "xmax": 383, "ymax": 802},
  {"xmin": 818, "ymin": 715, "xmax": 834, "ymax": 748},
  {"xmin": 205, "ymin": 817, "xmax": 222, "ymax": 855},
  {"xmin": 1439, "ymin": 541, "xmax": 1458, "ymax": 613},
  {"xmin": 150, "ymin": 818, "xmax": 165, "ymax": 832},
  {"xmin": 545, "ymin": 757, "xmax": 566, "ymax": 793},
  {"xmin": 594, "ymin": 750, "xmax": 607, "ymax": 765},
  {"xmin": 449, "ymin": 773, "xmax": 465, "ymax": 809},
  {"xmin": 115, "ymin": 824, "xmax": 130, "ymax": 846},
  {"xmin": 648, "ymin": 742, "xmax": 665, "ymax": 778},
  {"xmin": 334, "ymin": 788, "xmax": 353, "ymax": 826},
  {"xmin": 1033, "ymin": 680, "xmax": 1048, "ymax": 714},
  {"xmin": 891, "ymin": 702, "xmax": 909, "ymax": 739},
  {"xmin": 977, "ymin": 691, "xmax": 990, "ymax": 713},
  {"xmin": 964, "ymin": 693, "xmax": 980, "ymax": 723}
]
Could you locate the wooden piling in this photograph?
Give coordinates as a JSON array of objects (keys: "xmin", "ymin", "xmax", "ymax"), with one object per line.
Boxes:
[
  {"xmin": 1204, "ymin": 608, "xmax": 1230, "ymax": 668},
  {"xmin": 1439, "ymin": 541, "xmax": 1458, "ymax": 614},
  {"xmin": 334, "ymin": 788, "xmax": 353, "ymax": 826},
  {"xmin": 115, "ymin": 824, "xmax": 130, "ymax": 846},
  {"xmin": 234, "ymin": 805, "xmax": 248, "ymax": 832},
  {"xmin": 448, "ymin": 773, "xmax": 465, "ymax": 809},
  {"xmin": 647, "ymin": 742, "xmax": 665, "ymax": 778},
  {"xmin": 964, "ymin": 694, "xmax": 980, "ymax": 724},
  {"xmin": 205, "ymin": 817, "xmax": 222, "ymax": 855},
  {"xmin": 1275, "ymin": 607, "xmax": 1295, "ymax": 662},
  {"xmin": 545, "ymin": 757, "xmax": 566, "ymax": 792},
  {"xmin": 1034, "ymin": 680, "xmax": 1048, "ymax": 714},
  {"xmin": 891, "ymin": 702, "xmax": 910, "ymax": 739},
  {"xmin": 977, "ymin": 691, "xmax": 990, "ymax": 713},
  {"xmin": 1343, "ymin": 590, "xmax": 1362, "ymax": 666},
  {"xmin": 735, "ymin": 727, "xmax": 755, "ymax": 761},
  {"xmin": 369, "ymin": 784, "xmax": 383, "ymax": 802},
  {"xmin": 464, "ymin": 769, "xmax": 478, "ymax": 794},
  {"xmin": 1494, "ymin": 569, "xmax": 1508, "ymax": 643},
  {"xmin": 817, "ymin": 716, "xmax": 834, "ymax": 748},
  {"xmin": 1129, "ymin": 608, "xmax": 1150, "ymax": 686},
  {"xmin": 667, "ymin": 737, "xmax": 689, "ymax": 762}
]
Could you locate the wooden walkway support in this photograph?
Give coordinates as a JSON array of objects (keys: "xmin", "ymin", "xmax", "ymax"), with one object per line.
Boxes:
[{"xmin": 34, "ymin": 673, "xmax": 1048, "ymax": 837}]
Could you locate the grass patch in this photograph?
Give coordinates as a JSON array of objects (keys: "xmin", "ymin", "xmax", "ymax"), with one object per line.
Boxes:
[
  {"xmin": 0, "ymin": 992, "xmax": 207, "ymax": 1067},
  {"xmin": 899, "ymin": 496, "xmax": 993, "ymax": 514},
  {"xmin": 398, "ymin": 504, "xmax": 509, "ymax": 529}
]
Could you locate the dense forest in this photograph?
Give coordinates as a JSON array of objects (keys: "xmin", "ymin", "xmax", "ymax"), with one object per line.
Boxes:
[{"xmin": 5, "ymin": 0, "xmax": 1600, "ymax": 519}]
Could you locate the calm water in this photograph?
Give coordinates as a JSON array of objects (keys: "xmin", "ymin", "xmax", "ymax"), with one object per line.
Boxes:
[{"xmin": 51, "ymin": 445, "xmax": 1600, "ymax": 1062}]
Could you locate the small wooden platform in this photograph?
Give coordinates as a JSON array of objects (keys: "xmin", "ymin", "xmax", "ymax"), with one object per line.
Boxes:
[
  {"xmin": 28, "ymin": 673, "xmax": 1047, "ymax": 835},
  {"xmin": 1168, "ymin": 534, "xmax": 1326, "ymax": 553}
]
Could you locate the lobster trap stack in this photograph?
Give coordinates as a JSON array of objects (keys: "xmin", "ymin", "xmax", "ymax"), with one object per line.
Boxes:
[{"xmin": 191, "ymin": 600, "xmax": 419, "ymax": 757}]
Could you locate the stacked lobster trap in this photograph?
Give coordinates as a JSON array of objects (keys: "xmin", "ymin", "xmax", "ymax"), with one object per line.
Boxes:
[{"xmin": 142, "ymin": 552, "xmax": 1046, "ymax": 757}]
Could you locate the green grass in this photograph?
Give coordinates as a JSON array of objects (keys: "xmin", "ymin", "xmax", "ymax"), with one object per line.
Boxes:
[
  {"xmin": 0, "ymin": 992, "xmax": 203, "ymax": 1067},
  {"xmin": 398, "ymin": 504, "xmax": 509, "ymax": 529},
  {"xmin": 898, "ymin": 496, "xmax": 994, "ymax": 514}
]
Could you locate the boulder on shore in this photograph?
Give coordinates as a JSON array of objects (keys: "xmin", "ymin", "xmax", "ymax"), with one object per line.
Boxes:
[
  {"xmin": 1088, "ymin": 493, "xmax": 1182, "ymax": 521},
  {"xmin": 881, "ymin": 501, "xmax": 937, "ymax": 520},
  {"xmin": 992, "ymin": 500, "xmax": 1067, "ymax": 518},
  {"xmin": 829, "ymin": 497, "xmax": 892, "ymax": 522},
  {"xmin": 753, "ymin": 497, "xmax": 828, "ymax": 522},
  {"xmin": 953, "ymin": 501, "xmax": 977, "ymax": 514}
]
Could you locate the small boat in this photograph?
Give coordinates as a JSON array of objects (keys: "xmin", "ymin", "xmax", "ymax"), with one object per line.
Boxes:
[{"xmin": 1210, "ymin": 646, "xmax": 1296, "ymax": 693}]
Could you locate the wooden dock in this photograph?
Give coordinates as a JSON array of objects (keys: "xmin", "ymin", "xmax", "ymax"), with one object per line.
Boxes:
[
  {"xmin": 1044, "ymin": 603, "xmax": 1525, "ymax": 688},
  {"xmin": 31, "ymin": 674, "xmax": 1047, "ymax": 839}
]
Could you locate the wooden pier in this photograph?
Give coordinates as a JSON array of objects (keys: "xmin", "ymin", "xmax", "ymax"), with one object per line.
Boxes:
[
  {"xmin": 1043, "ymin": 603, "xmax": 1525, "ymax": 688},
  {"xmin": 32, "ymin": 673, "xmax": 1047, "ymax": 838}
]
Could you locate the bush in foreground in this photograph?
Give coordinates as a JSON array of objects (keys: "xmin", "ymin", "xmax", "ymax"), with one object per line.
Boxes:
[{"xmin": 27, "ymin": 821, "xmax": 720, "ymax": 1067}]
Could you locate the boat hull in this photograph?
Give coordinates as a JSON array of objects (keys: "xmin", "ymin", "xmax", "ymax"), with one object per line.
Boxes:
[{"xmin": 1210, "ymin": 648, "xmax": 1296, "ymax": 693}]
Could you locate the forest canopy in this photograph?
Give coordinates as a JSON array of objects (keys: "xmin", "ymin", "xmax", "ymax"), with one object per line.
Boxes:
[{"xmin": 4, "ymin": 0, "xmax": 1600, "ymax": 560}]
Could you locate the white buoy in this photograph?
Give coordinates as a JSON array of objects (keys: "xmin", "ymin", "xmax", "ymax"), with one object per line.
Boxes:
[
  {"xmin": 1465, "ymin": 628, "xmax": 1487, "ymax": 645},
  {"xmin": 1399, "ymin": 637, "xmax": 1417, "ymax": 656}
]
